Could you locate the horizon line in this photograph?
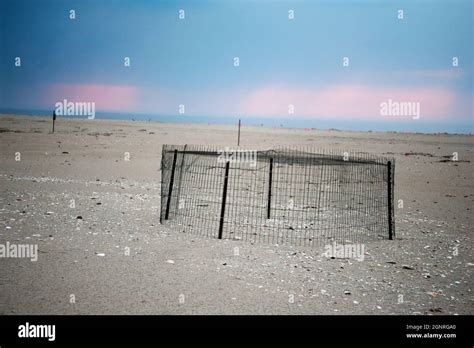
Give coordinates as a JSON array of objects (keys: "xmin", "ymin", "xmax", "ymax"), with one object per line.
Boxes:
[{"xmin": 0, "ymin": 108, "xmax": 472, "ymax": 136}]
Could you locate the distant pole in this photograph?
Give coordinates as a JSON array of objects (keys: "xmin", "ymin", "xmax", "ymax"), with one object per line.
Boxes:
[
  {"xmin": 52, "ymin": 111, "xmax": 56, "ymax": 133},
  {"xmin": 237, "ymin": 119, "xmax": 241, "ymax": 146}
]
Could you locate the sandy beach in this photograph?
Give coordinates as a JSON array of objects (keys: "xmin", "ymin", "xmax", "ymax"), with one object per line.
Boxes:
[{"xmin": 0, "ymin": 114, "xmax": 472, "ymax": 315}]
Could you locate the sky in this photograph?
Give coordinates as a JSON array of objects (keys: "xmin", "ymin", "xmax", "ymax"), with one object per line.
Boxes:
[{"xmin": 0, "ymin": 0, "xmax": 473, "ymax": 132}]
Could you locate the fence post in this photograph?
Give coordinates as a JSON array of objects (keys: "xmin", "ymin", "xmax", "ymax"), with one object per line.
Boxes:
[
  {"xmin": 174, "ymin": 145, "xmax": 187, "ymax": 213},
  {"xmin": 267, "ymin": 157, "xmax": 273, "ymax": 219},
  {"xmin": 218, "ymin": 161, "xmax": 230, "ymax": 239},
  {"xmin": 387, "ymin": 160, "xmax": 393, "ymax": 240},
  {"xmin": 52, "ymin": 111, "xmax": 56, "ymax": 133},
  {"xmin": 165, "ymin": 149, "xmax": 178, "ymax": 220}
]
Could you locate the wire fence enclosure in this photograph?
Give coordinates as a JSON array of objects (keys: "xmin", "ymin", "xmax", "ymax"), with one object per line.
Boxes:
[{"xmin": 160, "ymin": 145, "xmax": 395, "ymax": 247}]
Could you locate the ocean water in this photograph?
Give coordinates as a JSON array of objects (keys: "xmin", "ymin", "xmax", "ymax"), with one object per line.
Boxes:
[{"xmin": 0, "ymin": 108, "xmax": 472, "ymax": 134}]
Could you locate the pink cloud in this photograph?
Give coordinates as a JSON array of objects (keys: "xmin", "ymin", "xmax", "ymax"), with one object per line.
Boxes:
[
  {"xmin": 44, "ymin": 83, "xmax": 138, "ymax": 111},
  {"xmin": 240, "ymin": 84, "xmax": 457, "ymax": 121},
  {"xmin": 39, "ymin": 82, "xmax": 468, "ymax": 123}
]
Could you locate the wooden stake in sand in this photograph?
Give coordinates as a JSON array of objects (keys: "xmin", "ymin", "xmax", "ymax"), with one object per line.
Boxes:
[
  {"xmin": 52, "ymin": 111, "xmax": 56, "ymax": 133},
  {"xmin": 237, "ymin": 119, "xmax": 241, "ymax": 146}
]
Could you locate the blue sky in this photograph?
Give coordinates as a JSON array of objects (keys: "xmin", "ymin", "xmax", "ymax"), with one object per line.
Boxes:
[{"xmin": 0, "ymin": 0, "xmax": 472, "ymax": 132}]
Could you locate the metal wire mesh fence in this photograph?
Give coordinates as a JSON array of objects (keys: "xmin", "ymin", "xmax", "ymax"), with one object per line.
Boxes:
[{"xmin": 160, "ymin": 145, "xmax": 395, "ymax": 247}]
